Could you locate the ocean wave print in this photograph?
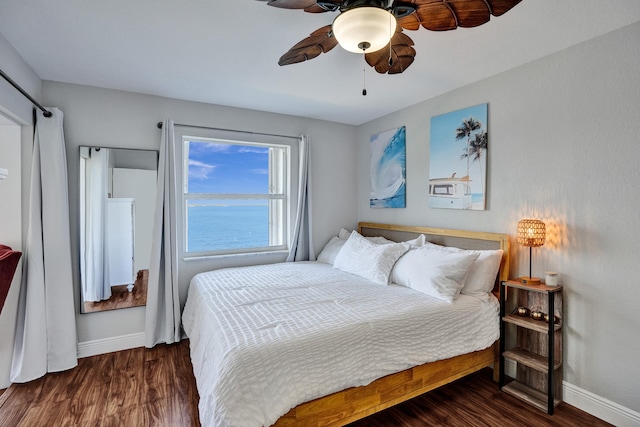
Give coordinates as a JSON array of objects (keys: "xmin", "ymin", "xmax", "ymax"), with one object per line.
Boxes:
[{"xmin": 370, "ymin": 126, "xmax": 406, "ymax": 208}]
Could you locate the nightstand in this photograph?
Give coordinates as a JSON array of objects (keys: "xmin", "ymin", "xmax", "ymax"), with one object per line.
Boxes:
[{"xmin": 499, "ymin": 279, "xmax": 563, "ymax": 414}]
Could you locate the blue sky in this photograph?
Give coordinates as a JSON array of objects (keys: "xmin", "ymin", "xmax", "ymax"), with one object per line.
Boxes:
[
  {"xmin": 186, "ymin": 140, "xmax": 269, "ymax": 194},
  {"xmin": 429, "ymin": 103, "xmax": 487, "ymax": 194}
]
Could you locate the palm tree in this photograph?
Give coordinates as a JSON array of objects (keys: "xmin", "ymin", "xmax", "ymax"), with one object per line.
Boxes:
[
  {"xmin": 461, "ymin": 131, "xmax": 487, "ymax": 196},
  {"xmin": 455, "ymin": 118, "xmax": 481, "ymax": 178}
]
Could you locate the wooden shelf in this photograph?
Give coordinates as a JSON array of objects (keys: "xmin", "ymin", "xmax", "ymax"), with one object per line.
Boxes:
[
  {"xmin": 503, "ymin": 347, "xmax": 561, "ymax": 372},
  {"xmin": 499, "ymin": 279, "xmax": 563, "ymax": 414},
  {"xmin": 503, "ymin": 314, "xmax": 561, "ymax": 334},
  {"xmin": 502, "ymin": 381, "xmax": 561, "ymax": 413},
  {"xmin": 503, "ymin": 280, "xmax": 562, "ymax": 293}
]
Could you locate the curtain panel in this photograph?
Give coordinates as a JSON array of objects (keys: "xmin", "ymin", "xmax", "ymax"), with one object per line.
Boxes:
[
  {"xmin": 145, "ymin": 119, "xmax": 181, "ymax": 347},
  {"xmin": 80, "ymin": 147, "xmax": 111, "ymax": 302},
  {"xmin": 286, "ymin": 135, "xmax": 315, "ymax": 262},
  {"xmin": 11, "ymin": 108, "xmax": 78, "ymax": 382}
]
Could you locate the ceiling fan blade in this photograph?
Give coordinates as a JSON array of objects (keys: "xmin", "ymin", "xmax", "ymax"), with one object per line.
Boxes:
[
  {"xmin": 278, "ymin": 25, "xmax": 339, "ymax": 66},
  {"xmin": 396, "ymin": 13, "xmax": 421, "ymax": 31},
  {"xmin": 260, "ymin": 0, "xmax": 340, "ymax": 13},
  {"xmin": 365, "ymin": 30, "xmax": 416, "ymax": 75},
  {"xmin": 487, "ymin": 0, "xmax": 522, "ymax": 16},
  {"xmin": 264, "ymin": 0, "xmax": 317, "ymax": 9},
  {"xmin": 397, "ymin": 0, "xmax": 521, "ymax": 31},
  {"xmin": 305, "ymin": 1, "xmax": 341, "ymax": 12}
]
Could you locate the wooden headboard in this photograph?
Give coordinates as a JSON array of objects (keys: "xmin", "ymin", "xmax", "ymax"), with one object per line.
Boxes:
[{"xmin": 358, "ymin": 222, "xmax": 510, "ymax": 290}]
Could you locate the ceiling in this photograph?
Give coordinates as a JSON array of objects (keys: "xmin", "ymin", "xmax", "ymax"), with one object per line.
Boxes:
[{"xmin": 1, "ymin": 0, "xmax": 639, "ymax": 125}]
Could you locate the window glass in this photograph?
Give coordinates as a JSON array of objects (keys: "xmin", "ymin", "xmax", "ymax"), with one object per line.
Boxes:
[
  {"xmin": 183, "ymin": 137, "xmax": 291, "ymax": 256},
  {"xmin": 187, "ymin": 141, "xmax": 269, "ymax": 194},
  {"xmin": 434, "ymin": 185, "xmax": 453, "ymax": 195}
]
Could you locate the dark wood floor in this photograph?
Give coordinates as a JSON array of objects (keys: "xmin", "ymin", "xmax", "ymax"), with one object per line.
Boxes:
[
  {"xmin": 0, "ymin": 340, "xmax": 199, "ymax": 426},
  {"xmin": 0, "ymin": 340, "xmax": 611, "ymax": 426},
  {"xmin": 348, "ymin": 373, "xmax": 611, "ymax": 427},
  {"xmin": 83, "ymin": 269, "xmax": 148, "ymax": 313}
]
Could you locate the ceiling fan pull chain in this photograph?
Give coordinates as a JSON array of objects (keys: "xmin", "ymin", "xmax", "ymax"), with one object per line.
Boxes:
[
  {"xmin": 361, "ymin": 45, "xmax": 368, "ymax": 96},
  {"xmin": 362, "ymin": 61, "xmax": 367, "ymax": 96}
]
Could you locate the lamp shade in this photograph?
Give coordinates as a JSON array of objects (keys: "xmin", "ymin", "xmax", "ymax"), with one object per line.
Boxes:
[
  {"xmin": 332, "ymin": 7, "xmax": 397, "ymax": 53},
  {"xmin": 517, "ymin": 219, "xmax": 546, "ymax": 247}
]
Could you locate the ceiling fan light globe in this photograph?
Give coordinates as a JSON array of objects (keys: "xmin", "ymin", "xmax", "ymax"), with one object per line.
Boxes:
[{"xmin": 332, "ymin": 7, "xmax": 396, "ymax": 53}]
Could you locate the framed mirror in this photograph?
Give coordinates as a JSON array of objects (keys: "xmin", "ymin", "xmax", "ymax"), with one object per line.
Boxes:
[{"xmin": 79, "ymin": 146, "xmax": 158, "ymax": 313}]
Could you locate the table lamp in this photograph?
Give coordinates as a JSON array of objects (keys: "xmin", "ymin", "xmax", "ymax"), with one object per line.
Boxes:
[{"xmin": 517, "ymin": 219, "xmax": 546, "ymax": 285}]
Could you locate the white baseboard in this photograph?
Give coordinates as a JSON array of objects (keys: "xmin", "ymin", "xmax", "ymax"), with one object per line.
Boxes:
[
  {"xmin": 503, "ymin": 359, "xmax": 640, "ymax": 426},
  {"xmin": 563, "ymin": 382, "xmax": 640, "ymax": 427},
  {"xmin": 77, "ymin": 332, "xmax": 145, "ymax": 358}
]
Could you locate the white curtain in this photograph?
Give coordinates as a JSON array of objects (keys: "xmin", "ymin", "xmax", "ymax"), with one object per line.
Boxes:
[
  {"xmin": 11, "ymin": 108, "xmax": 78, "ymax": 382},
  {"xmin": 145, "ymin": 119, "xmax": 181, "ymax": 347},
  {"xmin": 80, "ymin": 147, "xmax": 111, "ymax": 302},
  {"xmin": 286, "ymin": 135, "xmax": 315, "ymax": 262}
]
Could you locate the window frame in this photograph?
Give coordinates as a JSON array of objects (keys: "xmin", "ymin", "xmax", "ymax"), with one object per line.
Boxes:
[{"xmin": 176, "ymin": 126, "xmax": 299, "ymax": 259}]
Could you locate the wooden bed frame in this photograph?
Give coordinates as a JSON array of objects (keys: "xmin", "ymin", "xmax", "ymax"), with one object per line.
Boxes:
[{"xmin": 273, "ymin": 222, "xmax": 510, "ymax": 427}]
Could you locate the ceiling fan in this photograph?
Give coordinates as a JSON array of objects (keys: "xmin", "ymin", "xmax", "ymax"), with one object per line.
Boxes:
[{"xmin": 259, "ymin": 0, "xmax": 523, "ymax": 74}]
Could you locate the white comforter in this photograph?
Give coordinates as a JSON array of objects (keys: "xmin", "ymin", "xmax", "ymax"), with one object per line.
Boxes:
[{"xmin": 182, "ymin": 261, "xmax": 499, "ymax": 427}]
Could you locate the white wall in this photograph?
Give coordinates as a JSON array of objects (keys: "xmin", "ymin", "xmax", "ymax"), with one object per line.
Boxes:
[
  {"xmin": 40, "ymin": 82, "xmax": 358, "ymax": 345},
  {"xmin": 357, "ymin": 22, "xmax": 640, "ymax": 419},
  {"xmin": 0, "ymin": 34, "xmax": 41, "ymax": 389},
  {"xmin": 0, "ymin": 39, "xmax": 40, "ymax": 125}
]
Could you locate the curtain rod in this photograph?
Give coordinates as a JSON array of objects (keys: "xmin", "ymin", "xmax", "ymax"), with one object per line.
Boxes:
[
  {"xmin": 0, "ymin": 68, "xmax": 52, "ymax": 118},
  {"xmin": 157, "ymin": 121, "xmax": 300, "ymax": 140}
]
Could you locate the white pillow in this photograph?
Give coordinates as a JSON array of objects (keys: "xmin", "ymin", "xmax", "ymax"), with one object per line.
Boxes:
[
  {"xmin": 406, "ymin": 234, "xmax": 427, "ymax": 247},
  {"xmin": 461, "ymin": 249, "xmax": 503, "ymax": 297},
  {"xmin": 367, "ymin": 234, "xmax": 427, "ymax": 247},
  {"xmin": 316, "ymin": 228, "xmax": 355, "ymax": 265},
  {"xmin": 340, "ymin": 229, "xmax": 389, "ymax": 244},
  {"xmin": 317, "ymin": 228, "xmax": 406, "ymax": 265},
  {"xmin": 334, "ymin": 231, "xmax": 410, "ymax": 285},
  {"xmin": 422, "ymin": 242, "xmax": 503, "ymax": 299},
  {"xmin": 366, "ymin": 236, "xmax": 395, "ymax": 244},
  {"xmin": 341, "ymin": 230, "xmax": 427, "ymax": 247},
  {"xmin": 338, "ymin": 228, "xmax": 351, "ymax": 239},
  {"xmin": 316, "ymin": 236, "xmax": 347, "ymax": 265},
  {"xmin": 391, "ymin": 245, "xmax": 479, "ymax": 303}
]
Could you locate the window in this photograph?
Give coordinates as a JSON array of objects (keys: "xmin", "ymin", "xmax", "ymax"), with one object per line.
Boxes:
[
  {"xmin": 181, "ymin": 133, "xmax": 294, "ymax": 256},
  {"xmin": 433, "ymin": 184, "xmax": 453, "ymax": 195}
]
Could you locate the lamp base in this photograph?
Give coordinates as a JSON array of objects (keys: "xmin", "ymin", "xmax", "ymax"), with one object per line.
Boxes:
[{"xmin": 520, "ymin": 276, "xmax": 541, "ymax": 285}]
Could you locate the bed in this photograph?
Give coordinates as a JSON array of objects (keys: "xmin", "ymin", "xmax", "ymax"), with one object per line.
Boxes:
[{"xmin": 182, "ymin": 222, "xmax": 510, "ymax": 427}]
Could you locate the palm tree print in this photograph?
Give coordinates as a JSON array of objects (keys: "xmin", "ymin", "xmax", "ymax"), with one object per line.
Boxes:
[
  {"xmin": 461, "ymin": 131, "xmax": 487, "ymax": 196},
  {"xmin": 455, "ymin": 117, "xmax": 482, "ymax": 178},
  {"xmin": 430, "ymin": 104, "xmax": 487, "ymax": 210}
]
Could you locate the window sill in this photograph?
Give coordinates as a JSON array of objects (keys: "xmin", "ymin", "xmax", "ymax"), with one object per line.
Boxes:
[{"xmin": 183, "ymin": 249, "xmax": 289, "ymax": 263}]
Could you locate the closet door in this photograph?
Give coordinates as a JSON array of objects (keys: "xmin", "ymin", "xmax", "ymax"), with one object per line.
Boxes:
[
  {"xmin": 112, "ymin": 168, "xmax": 156, "ymax": 275},
  {"xmin": 106, "ymin": 198, "xmax": 134, "ymax": 287}
]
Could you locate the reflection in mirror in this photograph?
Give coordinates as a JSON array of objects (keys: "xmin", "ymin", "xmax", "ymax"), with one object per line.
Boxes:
[{"xmin": 79, "ymin": 147, "xmax": 157, "ymax": 313}]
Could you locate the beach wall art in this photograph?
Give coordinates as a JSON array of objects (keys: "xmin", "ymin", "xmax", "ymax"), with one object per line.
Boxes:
[
  {"xmin": 429, "ymin": 104, "xmax": 488, "ymax": 210},
  {"xmin": 370, "ymin": 126, "xmax": 406, "ymax": 208}
]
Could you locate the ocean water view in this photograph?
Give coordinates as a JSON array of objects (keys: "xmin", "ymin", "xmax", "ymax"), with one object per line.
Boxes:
[
  {"xmin": 187, "ymin": 204, "xmax": 269, "ymax": 252},
  {"xmin": 471, "ymin": 193, "xmax": 485, "ymax": 210}
]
